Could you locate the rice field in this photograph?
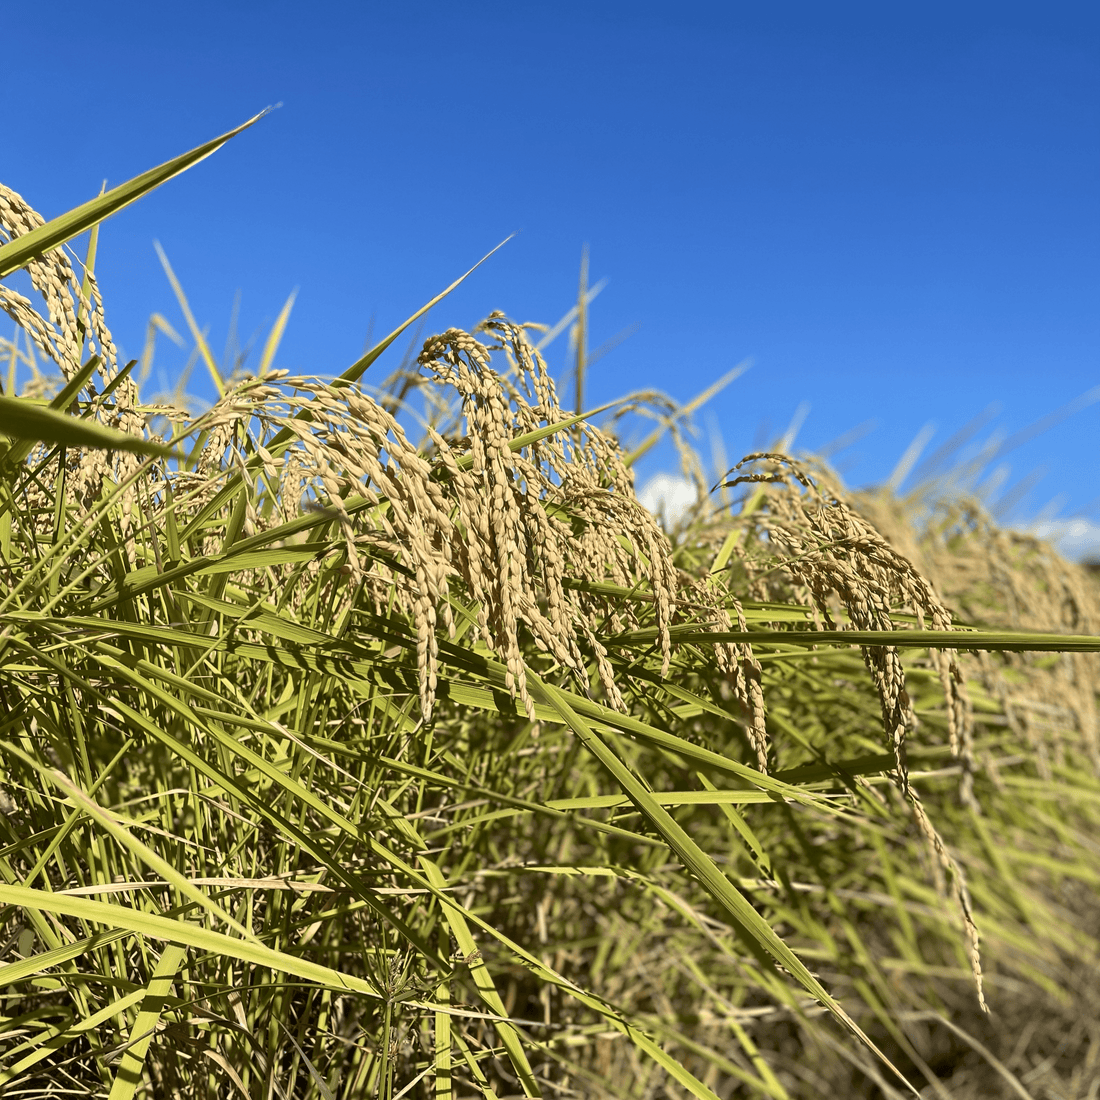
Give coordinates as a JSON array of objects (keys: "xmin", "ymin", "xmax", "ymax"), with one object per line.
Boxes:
[{"xmin": 1, "ymin": 113, "xmax": 1099, "ymax": 1100}]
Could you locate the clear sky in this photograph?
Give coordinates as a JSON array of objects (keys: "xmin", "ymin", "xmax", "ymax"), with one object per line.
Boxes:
[{"xmin": 5, "ymin": 2, "xmax": 1099, "ymax": 555}]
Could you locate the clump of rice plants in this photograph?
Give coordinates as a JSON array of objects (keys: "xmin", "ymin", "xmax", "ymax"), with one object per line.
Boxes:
[{"xmin": 1, "ymin": 115, "xmax": 1098, "ymax": 1099}]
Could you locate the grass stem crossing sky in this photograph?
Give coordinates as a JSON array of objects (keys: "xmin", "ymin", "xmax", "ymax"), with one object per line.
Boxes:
[{"xmin": 5, "ymin": 1, "xmax": 1099, "ymax": 554}]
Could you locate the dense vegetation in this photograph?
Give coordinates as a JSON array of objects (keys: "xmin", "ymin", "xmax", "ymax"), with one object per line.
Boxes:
[{"xmin": 1, "ymin": 114, "xmax": 1098, "ymax": 1099}]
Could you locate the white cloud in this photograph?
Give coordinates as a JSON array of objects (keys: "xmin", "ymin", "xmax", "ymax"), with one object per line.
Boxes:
[
  {"xmin": 637, "ymin": 469, "xmax": 1100, "ymax": 564},
  {"xmin": 638, "ymin": 473, "xmax": 698, "ymax": 530},
  {"xmin": 1028, "ymin": 518, "xmax": 1100, "ymax": 563}
]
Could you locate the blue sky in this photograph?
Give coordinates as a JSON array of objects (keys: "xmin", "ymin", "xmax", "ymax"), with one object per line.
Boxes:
[{"xmin": 6, "ymin": 2, "xmax": 1099, "ymax": 553}]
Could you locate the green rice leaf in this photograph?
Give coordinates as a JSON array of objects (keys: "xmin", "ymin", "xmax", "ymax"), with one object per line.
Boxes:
[
  {"xmin": 107, "ymin": 944, "xmax": 189, "ymax": 1100},
  {"xmin": 0, "ymin": 110, "xmax": 270, "ymax": 280},
  {"xmin": 0, "ymin": 394, "xmax": 174, "ymax": 457}
]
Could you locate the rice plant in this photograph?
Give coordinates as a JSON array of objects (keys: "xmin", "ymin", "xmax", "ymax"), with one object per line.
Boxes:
[{"xmin": 1, "ymin": 113, "xmax": 1099, "ymax": 1099}]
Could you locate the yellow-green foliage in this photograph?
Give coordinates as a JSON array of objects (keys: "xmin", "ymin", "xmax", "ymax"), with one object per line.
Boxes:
[{"xmin": 1, "ymin": 117, "xmax": 1098, "ymax": 1100}]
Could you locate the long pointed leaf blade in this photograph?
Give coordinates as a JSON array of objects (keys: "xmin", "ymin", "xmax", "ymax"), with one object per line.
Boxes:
[
  {"xmin": 107, "ymin": 944, "xmax": 189, "ymax": 1100},
  {"xmin": 625, "ymin": 358, "xmax": 751, "ymax": 467},
  {"xmin": 612, "ymin": 626, "xmax": 1100, "ymax": 653},
  {"xmin": 0, "ymin": 882, "xmax": 384, "ymax": 999},
  {"xmin": 0, "ymin": 109, "xmax": 271, "ymax": 280},
  {"xmin": 0, "ymin": 394, "xmax": 173, "ymax": 457},
  {"xmin": 421, "ymin": 858, "xmax": 541, "ymax": 1097},
  {"xmin": 529, "ymin": 674, "xmax": 920, "ymax": 1096},
  {"xmin": 153, "ymin": 241, "xmax": 225, "ymax": 397},
  {"xmin": 257, "ymin": 288, "xmax": 298, "ymax": 376},
  {"xmin": 334, "ymin": 236, "xmax": 513, "ymax": 387}
]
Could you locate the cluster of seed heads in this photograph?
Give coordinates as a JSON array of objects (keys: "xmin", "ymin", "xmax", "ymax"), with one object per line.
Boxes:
[
  {"xmin": 156, "ymin": 315, "xmax": 689, "ymax": 724},
  {"xmin": 715, "ymin": 452, "xmax": 986, "ymax": 1009},
  {"xmin": 1, "ymin": 184, "xmax": 148, "ymax": 549}
]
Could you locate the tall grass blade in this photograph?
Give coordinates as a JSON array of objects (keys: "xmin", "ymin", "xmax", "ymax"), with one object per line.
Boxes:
[
  {"xmin": 0, "ymin": 110, "xmax": 270, "ymax": 279},
  {"xmin": 107, "ymin": 944, "xmax": 189, "ymax": 1100},
  {"xmin": 0, "ymin": 393, "xmax": 173, "ymax": 456}
]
